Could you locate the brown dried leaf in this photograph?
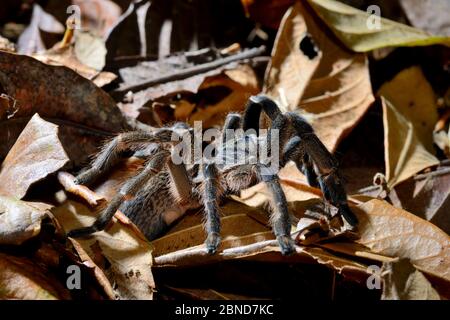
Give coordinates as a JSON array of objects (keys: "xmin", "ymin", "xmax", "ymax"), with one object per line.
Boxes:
[
  {"xmin": 381, "ymin": 97, "xmax": 439, "ymax": 188},
  {"xmin": 381, "ymin": 258, "xmax": 440, "ymax": 300},
  {"xmin": 354, "ymin": 199, "xmax": 450, "ymax": 281},
  {"xmin": 239, "ymin": 173, "xmax": 320, "ymax": 208},
  {"xmin": 185, "ymin": 65, "xmax": 259, "ymax": 127},
  {"xmin": 244, "ymin": 175, "xmax": 450, "ymax": 283},
  {"xmin": 263, "ymin": 1, "xmax": 321, "ymax": 109},
  {"xmin": 0, "ymin": 35, "xmax": 15, "ymax": 53},
  {"xmin": 0, "ymin": 196, "xmax": 51, "ymax": 245},
  {"xmin": 52, "ymin": 199, "xmax": 155, "ymax": 300},
  {"xmin": 0, "ymin": 114, "xmax": 69, "ymax": 199},
  {"xmin": 379, "ymin": 66, "xmax": 439, "ymax": 153},
  {"xmin": 33, "ymin": 31, "xmax": 115, "ymax": 87},
  {"xmin": 0, "ymin": 51, "xmax": 130, "ymax": 165},
  {"xmin": 57, "ymin": 172, "xmax": 106, "ymax": 207},
  {"xmin": 264, "ymin": 1, "xmax": 374, "ymax": 152},
  {"xmin": 0, "ymin": 252, "xmax": 70, "ymax": 300},
  {"xmin": 17, "ymin": 4, "xmax": 65, "ymax": 55},
  {"xmin": 392, "ymin": 167, "xmax": 450, "ymax": 234},
  {"xmin": 152, "ymin": 201, "xmax": 272, "ymax": 257}
]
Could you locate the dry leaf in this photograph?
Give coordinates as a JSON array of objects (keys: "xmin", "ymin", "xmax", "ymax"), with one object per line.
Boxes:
[
  {"xmin": 0, "ymin": 114, "xmax": 69, "ymax": 199},
  {"xmin": 379, "ymin": 66, "xmax": 438, "ymax": 152},
  {"xmin": 306, "ymin": 0, "xmax": 450, "ymax": 52},
  {"xmin": 264, "ymin": 1, "xmax": 374, "ymax": 152},
  {"xmin": 0, "ymin": 35, "xmax": 15, "ymax": 52},
  {"xmin": 152, "ymin": 201, "xmax": 272, "ymax": 257},
  {"xmin": 52, "ymin": 199, "xmax": 155, "ymax": 300},
  {"xmin": 239, "ymin": 173, "xmax": 320, "ymax": 208},
  {"xmin": 57, "ymin": 172, "xmax": 106, "ymax": 207},
  {"xmin": 186, "ymin": 64, "xmax": 259, "ymax": 127},
  {"xmin": 263, "ymin": 1, "xmax": 322, "ymax": 109},
  {"xmin": 16, "ymin": 4, "xmax": 65, "ymax": 55},
  {"xmin": 381, "ymin": 258, "xmax": 440, "ymax": 300},
  {"xmin": 33, "ymin": 32, "xmax": 116, "ymax": 87},
  {"xmin": 0, "ymin": 51, "xmax": 130, "ymax": 165},
  {"xmin": 381, "ymin": 97, "xmax": 439, "ymax": 188},
  {"xmin": 354, "ymin": 199, "xmax": 450, "ymax": 281},
  {"xmin": 73, "ymin": 31, "xmax": 107, "ymax": 71},
  {"xmin": 0, "ymin": 196, "xmax": 51, "ymax": 245},
  {"xmin": 0, "ymin": 253, "xmax": 70, "ymax": 300},
  {"xmin": 392, "ymin": 167, "xmax": 450, "ymax": 234},
  {"xmin": 33, "ymin": 45, "xmax": 98, "ymax": 81}
]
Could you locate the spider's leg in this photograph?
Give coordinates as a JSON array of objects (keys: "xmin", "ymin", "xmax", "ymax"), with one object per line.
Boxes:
[
  {"xmin": 67, "ymin": 149, "xmax": 171, "ymax": 238},
  {"xmin": 283, "ymin": 136, "xmax": 319, "ymax": 188},
  {"xmin": 257, "ymin": 165, "xmax": 295, "ymax": 255},
  {"xmin": 75, "ymin": 130, "xmax": 174, "ymax": 186},
  {"xmin": 202, "ymin": 163, "xmax": 222, "ymax": 254},
  {"xmin": 222, "ymin": 113, "xmax": 241, "ymax": 142},
  {"xmin": 167, "ymin": 160, "xmax": 194, "ymax": 206},
  {"xmin": 243, "ymin": 95, "xmax": 282, "ymax": 131},
  {"xmin": 288, "ymin": 113, "xmax": 358, "ymax": 226}
]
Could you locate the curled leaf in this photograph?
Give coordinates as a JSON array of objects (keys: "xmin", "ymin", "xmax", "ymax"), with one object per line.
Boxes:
[
  {"xmin": 306, "ymin": 0, "xmax": 450, "ymax": 52},
  {"xmin": 0, "ymin": 253, "xmax": 70, "ymax": 300},
  {"xmin": 0, "ymin": 114, "xmax": 69, "ymax": 199},
  {"xmin": 52, "ymin": 199, "xmax": 155, "ymax": 300},
  {"xmin": 0, "ymin": 196, "xmax": 51, "ymax": 245},
  {"xmin": 263, "ymin": 0, "xmax": 374, "ymax": 151},
  {"xmin": 355, "ymin": 199, "xmax": 450, "ymax": 282},
  {"xmin": 381, "ymin": 258, "xmax": 440, "ymax": 300},
  {"xmin": 381, "ymin": 97, "xmax": 439, "ymax": 188}
]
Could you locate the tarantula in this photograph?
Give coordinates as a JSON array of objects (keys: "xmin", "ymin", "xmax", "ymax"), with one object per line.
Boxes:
[{"xmin": 67, "ymin": 95, "xmax": 357, "ymax": 255}]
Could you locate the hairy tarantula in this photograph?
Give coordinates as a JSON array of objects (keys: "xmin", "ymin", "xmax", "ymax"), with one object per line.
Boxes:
[{"xmin": 67, "ymin": 95, "xmax": 357, "ymax": 255}]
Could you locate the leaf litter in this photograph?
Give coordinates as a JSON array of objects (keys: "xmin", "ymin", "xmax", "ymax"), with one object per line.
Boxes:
[{"xmin": 0, "ymin": 0, "xmax": 449, "ymax": 301}]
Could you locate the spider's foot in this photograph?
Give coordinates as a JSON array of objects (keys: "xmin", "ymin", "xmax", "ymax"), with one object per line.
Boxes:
[
  {"xmin": 74, "ymin": 169, "xmax": 99, "ymax": 185},
  {"xmin": 339, "ymin": 204, "xmax": 358, "ymax": 227},
  {"xmin": 205, "ymin": 232, "xmax": 221, "ymax": 255},
  {"xmin": 277, "ymin": 235, "xmax": 295, "ymax": 256},
  {"xmin": 67, "ymin": 226, "xmax": 97, "ymax": 238}
]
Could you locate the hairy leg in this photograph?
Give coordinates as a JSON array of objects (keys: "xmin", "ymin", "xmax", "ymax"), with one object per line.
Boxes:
[
  {"xmin": 287, "ymin": 113, "xmax": 358, "ymax": 226},
  {"xmin": 68, "ymin": 149, "xmax": 171, "ymax": 238},
  {"xmin": 257, "ymin": 165, "xmax": 295, "ymax": 255},
  {"xmin": 202, "ymin": 163, "xmax": 222, "ymax": 254},
  {"xmin": 283, "ymin": 136, "xmax": 319, "ymax": 188},
  {"xmin": 242, "ymin": 95, "xmax": 282, "ymax": 132},
  {"xmin": 75, "ymin": 129, "xmax": 175, "ymax": 186}
]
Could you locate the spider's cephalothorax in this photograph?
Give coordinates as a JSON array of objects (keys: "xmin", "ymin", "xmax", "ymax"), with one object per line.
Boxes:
[{"xmin": 67, "ymin": 95, "xmax": 358, "ymax": 255}]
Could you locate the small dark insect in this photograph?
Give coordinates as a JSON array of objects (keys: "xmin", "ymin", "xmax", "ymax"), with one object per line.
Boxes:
[{"xmin": 67, "ymin": 95, "xmax": 357, "ymax": 255}]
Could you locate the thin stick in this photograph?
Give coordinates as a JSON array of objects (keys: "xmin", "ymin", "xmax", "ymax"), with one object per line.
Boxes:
[
  {"xmin": 154, "ymin": 239, "xmax": 303, "ymax": 265},
  {"xmin": 112, "ymin": 46, "xmax": 266, "ymax": 96}
]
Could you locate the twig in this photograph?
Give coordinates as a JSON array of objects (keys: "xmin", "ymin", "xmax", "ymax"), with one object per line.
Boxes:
[
  {"xmin": 414, "ymin": 166, "xmax": 450, "ymax": 180},
  {"xmin": 112, "ymin": 46, "xmax": 267, "ymax": 97},
  {"xmin": 154, "ymin": 239, "xmax": 303, "ymax": 265},
  {"xmin": 354, "ymin": 162, "xmax": 450, "ymax": 195}
]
